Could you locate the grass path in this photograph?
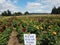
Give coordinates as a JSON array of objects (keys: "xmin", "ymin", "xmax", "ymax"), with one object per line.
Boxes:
[{"xmin": 8, "ymin": 28, "xmax": 20, "ymax": 45}]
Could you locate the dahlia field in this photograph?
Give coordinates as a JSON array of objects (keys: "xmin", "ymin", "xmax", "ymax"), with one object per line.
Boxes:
[{"xmin": 0, "ymin": 15, "xmax": 60, "ymax": 45}]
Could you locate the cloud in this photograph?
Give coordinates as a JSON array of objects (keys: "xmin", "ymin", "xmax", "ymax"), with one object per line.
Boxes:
[
  {"xmin": 11, "ymin": 0, "xmax": 18, "ymax": 4},
  {"xmin": 26, "ymin": 2, "xmax": 42, "ymax": 9},
  {"xmin": 0, "ymin": 0, "xmax": 60, "ymax": 13},
  {"xmin": 0, "ymin": 0, "xmax": 5, "ymax": 3},
  {"xmin": 0, "ymin": 0, "xmax": 21, "ymax": 14},
  {"xmin": 26, "ymin": 0, "xmax": 60, "ymax": 13}
]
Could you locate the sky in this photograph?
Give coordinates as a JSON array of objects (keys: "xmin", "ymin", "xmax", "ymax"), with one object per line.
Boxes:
[{"xmin": 0, "ymin": 0, "xmax": 60, "ymax": 13}]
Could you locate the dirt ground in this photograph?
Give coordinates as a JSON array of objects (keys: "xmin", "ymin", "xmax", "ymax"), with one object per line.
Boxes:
[{"xmin": 8, "ymin": 28, "xmax": 20, "ymax": 45}]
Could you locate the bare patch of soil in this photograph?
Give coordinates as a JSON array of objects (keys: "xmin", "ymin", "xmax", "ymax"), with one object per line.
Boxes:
[{"xmin": 8, "ymin": 28, "xmax": 20, "ymax": 45}]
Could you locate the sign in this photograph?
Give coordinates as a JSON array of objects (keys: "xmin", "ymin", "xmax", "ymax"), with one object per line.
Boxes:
[{"xmin": 24, "ymin": 34, "xmax": 36, "ymax": 45}]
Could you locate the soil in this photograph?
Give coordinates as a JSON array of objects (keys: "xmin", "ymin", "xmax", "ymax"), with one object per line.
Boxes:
[{"xmin": 8, "ymin": 28, "xmax": 20, "ymax": 45}]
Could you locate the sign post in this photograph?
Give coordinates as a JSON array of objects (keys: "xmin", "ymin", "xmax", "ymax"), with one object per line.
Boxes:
[{"xmin": 24, "ymin": 34, "xmax": 36, "ymax": 45}]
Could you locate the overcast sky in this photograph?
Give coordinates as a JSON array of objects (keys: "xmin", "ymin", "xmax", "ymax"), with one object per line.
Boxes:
[{"xmin": 0, "ymin": 0, "xmax": 60, "ymax": 13}]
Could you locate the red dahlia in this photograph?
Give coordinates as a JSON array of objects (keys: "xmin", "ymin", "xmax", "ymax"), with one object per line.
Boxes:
[
  {"xmin": 22, "ymin": 27, "xmax": 26, "ymax": 32},
  {"xmin": 47, "ymin": 20, "xmax": 52, "ymax": 23},
  {"xmin": 38, "ymin": 18, "xmax": 43, "ymax": 22},
  {"xmin": 2, "ymin": 26, "xmax": 6, "ymax": 30},
  {"xmin": 0, "ymin": 30, "xmax": 4, "ymax": 32}
]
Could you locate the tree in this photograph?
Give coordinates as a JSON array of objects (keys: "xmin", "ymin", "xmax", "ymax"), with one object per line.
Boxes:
[
  {"xmin": 24, "ymin": 11, "xmax": 29, "ymax": 15},
  {"xmin": 1, "ymin": 11, "xmax": 7, "ymax": 16},
  {"xmin": 7, "ymin": 10, "xmax": 11, "ymax": 16},
  {"xmin": 17, "ymin": 12, "xmax": 22, "ymax": 15},
  {"xmin": 51, "ymin": 6, "xmax": 60, "ymax": 14},
  {"xmin": 13, "ymin": 12, "xmax": 22, "ymax": 16},
  {"xmin": 1, "ymin": 10, "xmax": 11, "ymax": 16},
  {"xmin": 57, "ymin": 7, "xmax": 60, "ymax": 14},
  {"xmin": 51, "ymin": 7, "xmax": 57, "ymax": 14}
]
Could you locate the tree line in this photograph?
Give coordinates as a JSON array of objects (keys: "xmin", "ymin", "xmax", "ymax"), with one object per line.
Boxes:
[
  {"xmin": 1, "ymin": 10, "xmax": 29, "ymax": 16},
  {"xmin": 0, "ymin": 6, "xmax": 60, "ymax": 16},
  {"xmin": 51, "ymin": 7, "xmax": 60, "ymax": 14}
]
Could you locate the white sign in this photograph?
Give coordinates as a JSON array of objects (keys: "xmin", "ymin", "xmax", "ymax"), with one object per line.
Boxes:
[{"xmin": 24, "ymin": 34, "xmax": 36, "ymax": 45}]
